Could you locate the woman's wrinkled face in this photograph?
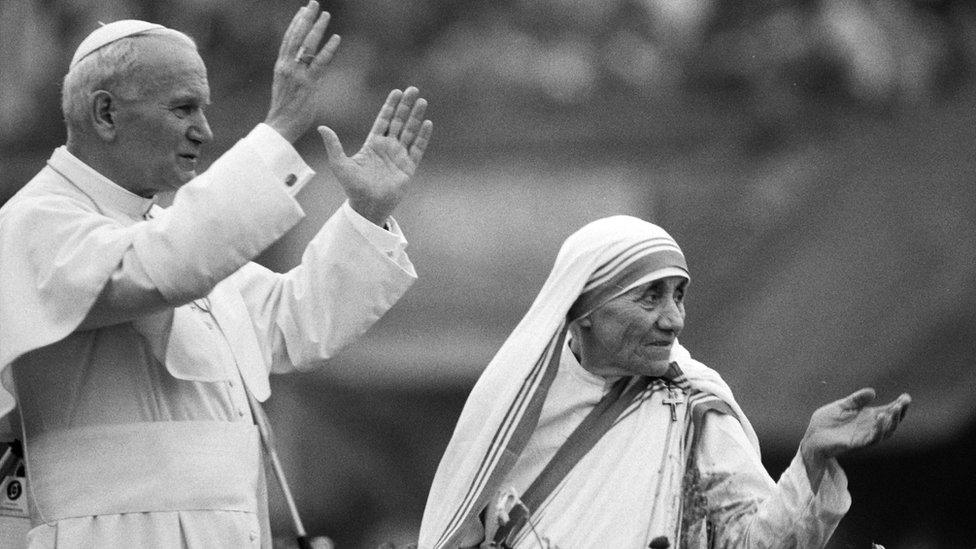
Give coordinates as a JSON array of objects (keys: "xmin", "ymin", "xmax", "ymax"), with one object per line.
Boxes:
[{"xmin": 573, "ymin": 276, "xmax": 686, "ymax": 378}]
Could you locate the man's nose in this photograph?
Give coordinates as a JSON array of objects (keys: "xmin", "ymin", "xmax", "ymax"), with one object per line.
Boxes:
[{"xmin": 188, "ymin": 112, "xmax": 213, "ymax": 144}]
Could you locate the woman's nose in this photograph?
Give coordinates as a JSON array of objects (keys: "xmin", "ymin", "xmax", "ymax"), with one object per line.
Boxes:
[{"xmin": 656, "ymin": 301, "xmax": 684, "ymax": 332}]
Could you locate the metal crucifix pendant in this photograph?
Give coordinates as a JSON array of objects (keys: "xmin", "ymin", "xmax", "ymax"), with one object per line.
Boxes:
[{"xmin": 662, "ymin": 386, "xmax": 683, "ymax": 422}]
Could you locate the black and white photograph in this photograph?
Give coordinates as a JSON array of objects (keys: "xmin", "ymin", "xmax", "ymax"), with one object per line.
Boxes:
[{"xmin": 0, "ymin": 1, "xmax": 973, "ymax": 548}]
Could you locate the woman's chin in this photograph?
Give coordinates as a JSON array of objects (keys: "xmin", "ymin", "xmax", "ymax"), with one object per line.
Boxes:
[
  {"xmin": 640, "ymin": 360, "xmax": 671, "ymax": 378},
  {"xmin": 589, "ymin": 360, "xmax": 670, "ymax": 379}
]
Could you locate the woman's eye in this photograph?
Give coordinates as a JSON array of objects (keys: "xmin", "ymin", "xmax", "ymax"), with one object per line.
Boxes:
[
  {"xmin": 639, "ymin": 294, "xmax": 660, "ymax": 308},
  {"xmin": 171, "ymin": 106, "xmax": 193, "ymax": 118}
]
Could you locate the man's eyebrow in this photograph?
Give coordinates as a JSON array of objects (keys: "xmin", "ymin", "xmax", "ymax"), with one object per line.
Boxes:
[{"xmin": 168, "ymin": 91, "xmax": 210, "ymax": 105}]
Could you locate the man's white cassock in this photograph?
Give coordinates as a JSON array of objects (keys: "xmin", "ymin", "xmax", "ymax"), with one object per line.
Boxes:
[
  {"xmin": 0, "ymin": 124, "xmax": 417, "ymax": 548},
  {"xmin": 419, "ymin": 216, "xmax": 850, "ymax": 549}
]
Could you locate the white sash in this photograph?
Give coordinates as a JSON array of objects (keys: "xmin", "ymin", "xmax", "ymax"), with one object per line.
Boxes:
[{"xmin": 25, "ymin": 421, "xmax": 260, "ymax": 525}]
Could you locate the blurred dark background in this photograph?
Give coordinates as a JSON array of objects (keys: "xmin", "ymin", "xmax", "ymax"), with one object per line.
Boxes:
[{"xmin": 2, "ymin": 0, "xmax": 975, "ymax": 547}]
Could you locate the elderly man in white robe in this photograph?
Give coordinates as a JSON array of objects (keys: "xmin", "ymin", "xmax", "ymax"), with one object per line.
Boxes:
[
  {"xmin": 0, "ymin": 1, "xmax": 432, "ymax": 547},
  {"xmin": 420, "ymin": 216, "xmax": 911, "ymax": 549}
]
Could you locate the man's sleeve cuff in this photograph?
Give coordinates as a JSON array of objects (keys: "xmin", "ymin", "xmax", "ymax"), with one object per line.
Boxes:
[
  {"xmin": 339, "ymin": 200, "xmax": 408, "ymax": 256},
  {"xmin": 247, "ymin": 123, "xmax": 316, "ymax": 196}
]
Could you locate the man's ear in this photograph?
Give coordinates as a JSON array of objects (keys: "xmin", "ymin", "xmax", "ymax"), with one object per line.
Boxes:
[{"xmin": 90, "ymin": 90, "xmax": 118, "ymax": 141}]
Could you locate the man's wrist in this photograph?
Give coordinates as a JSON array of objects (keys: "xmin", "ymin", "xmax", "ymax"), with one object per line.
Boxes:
[
  {"xmin": 263, "ymin": 117, "xmax": 302, "ymax": 144},
  {"xmin": 339, "ymin": 201, "xmax": 408, "ymax": 259},
  {"xmin": 348, "ymin": 198, "xmax": 393, "ymax": 227}
]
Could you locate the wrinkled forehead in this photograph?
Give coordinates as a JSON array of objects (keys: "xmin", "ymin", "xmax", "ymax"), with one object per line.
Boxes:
[
  {"xmin": 119, "ymin": 35, "xmax": 209, "ymax": 99},
  {"xmin": 131, "ymin": 35, "xmax": 206, "ymax": 74},
  {"xmin": 565, "ymin": 216, "xmax": 688, "ymax": 320}
]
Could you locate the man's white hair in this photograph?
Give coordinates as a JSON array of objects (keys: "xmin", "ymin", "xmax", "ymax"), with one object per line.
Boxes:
[{"xmin": 61, "ymin": 28, "xmax": 196, "ymax": 136}]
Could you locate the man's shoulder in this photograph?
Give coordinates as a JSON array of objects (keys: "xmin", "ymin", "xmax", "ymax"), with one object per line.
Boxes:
[{"xmin": 0, "ymin": 165, "xmax": 99, "ymax": 220}]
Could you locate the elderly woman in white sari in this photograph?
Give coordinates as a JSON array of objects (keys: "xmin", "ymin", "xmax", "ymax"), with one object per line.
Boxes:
[{"xmin": 419, "ymin": 216, "xmax": 910, "ymax": 549}]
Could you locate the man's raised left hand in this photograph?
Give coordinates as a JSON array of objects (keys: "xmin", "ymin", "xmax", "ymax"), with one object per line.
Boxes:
[{"xmin": 318, "ymin": 87, "xmax": 433, "ymax": 226}]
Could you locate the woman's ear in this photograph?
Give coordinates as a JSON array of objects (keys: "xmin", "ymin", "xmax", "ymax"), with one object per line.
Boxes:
[{"xmin": 567, "ymin": 317, "xmax": 591, "ymax": 348}]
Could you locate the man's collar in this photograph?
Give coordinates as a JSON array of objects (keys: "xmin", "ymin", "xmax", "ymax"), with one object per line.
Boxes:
[{"xmin": 48, "ymin": 146, "xmax": 155, "ymax": 219}]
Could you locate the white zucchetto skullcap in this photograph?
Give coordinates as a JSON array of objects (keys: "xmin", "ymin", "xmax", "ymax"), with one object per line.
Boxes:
[{"xmin": 70, "ymin": 20, "xmax": 166, "ymax": 68}]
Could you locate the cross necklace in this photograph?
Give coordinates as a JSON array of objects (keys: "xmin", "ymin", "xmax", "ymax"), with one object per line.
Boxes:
[{"xmin": 661, "ymin": 385, "xmax": 684, "ymax": 422}]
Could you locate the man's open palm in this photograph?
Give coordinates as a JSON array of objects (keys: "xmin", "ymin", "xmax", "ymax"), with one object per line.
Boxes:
[{"xmin": 318, "ymin": 87, "xmax": 433, "ymax": 225}]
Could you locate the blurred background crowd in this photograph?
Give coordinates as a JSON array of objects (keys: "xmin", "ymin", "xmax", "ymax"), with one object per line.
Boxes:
[{"xmin": 2, "ymin": 0, "xmax": 975, "ymax": 547}]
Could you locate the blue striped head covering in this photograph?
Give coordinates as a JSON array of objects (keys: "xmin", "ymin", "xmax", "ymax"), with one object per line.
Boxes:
[{"xmin": 567, "ymin": 217, "xmax": 688, "ymax": 321}]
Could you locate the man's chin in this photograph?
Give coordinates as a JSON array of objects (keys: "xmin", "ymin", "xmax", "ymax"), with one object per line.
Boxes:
[{"xmin": 168, "ymin": 171, "xmax": 197, "ymax": 189}]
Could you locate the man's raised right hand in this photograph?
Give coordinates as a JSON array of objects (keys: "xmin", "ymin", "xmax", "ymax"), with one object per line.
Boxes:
[{"xmin": 264, "ymin": 0, "xmax": 342, "ymax": 143}]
